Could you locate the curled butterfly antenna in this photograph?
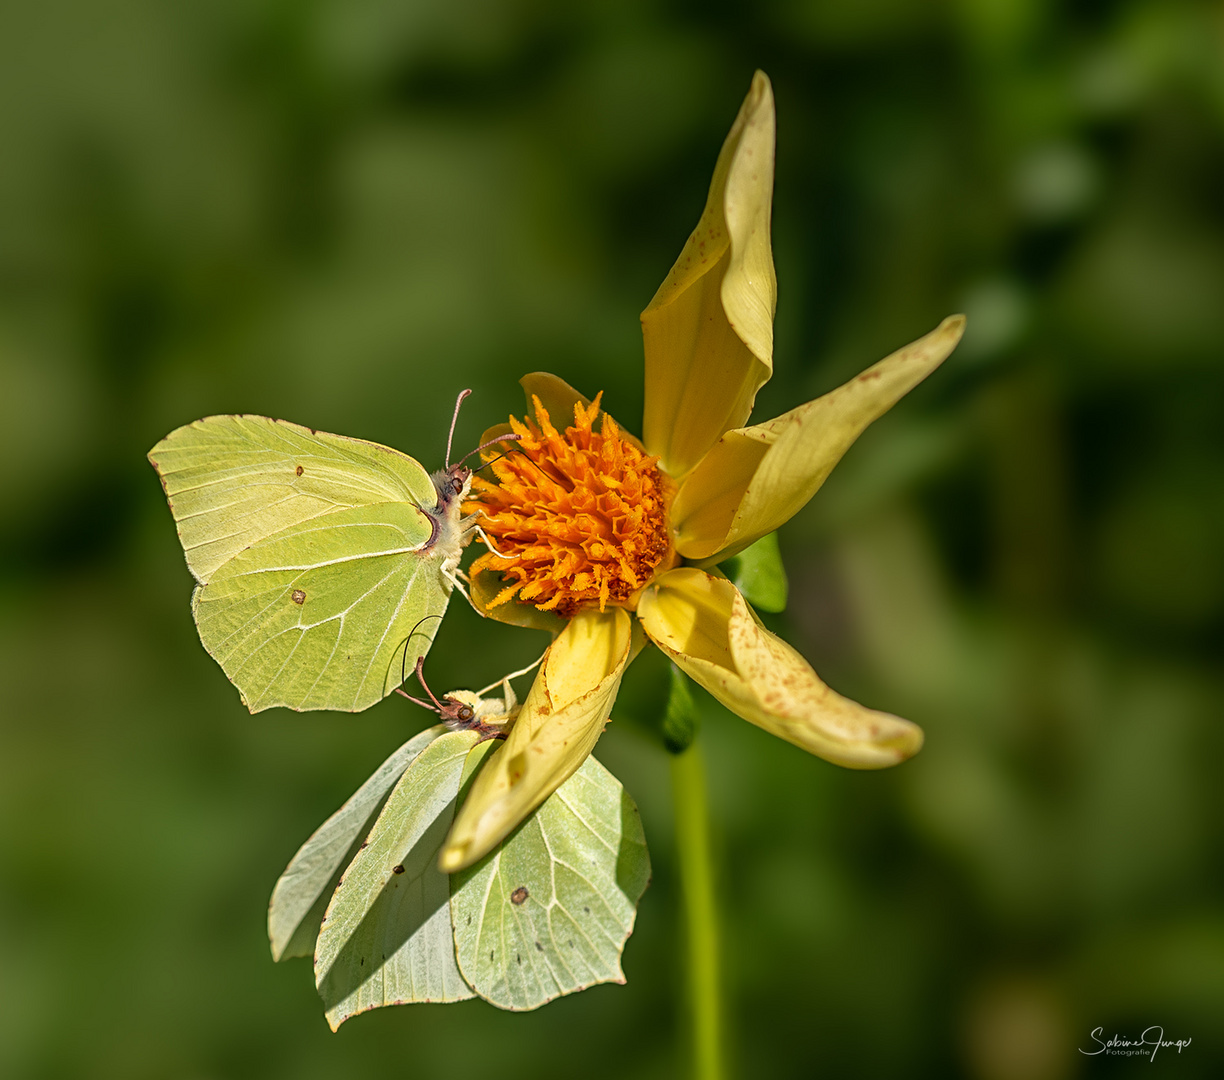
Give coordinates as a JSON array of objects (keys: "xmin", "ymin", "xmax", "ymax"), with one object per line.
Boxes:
[
  {"xmin": 394, "ymin": 656, "xmax": 508, "ymax": 741},
  {"xmin": 394, "ymin": 655, "xmax": 448, "ymax": 712},
  {"xmin": 397, "ymin": 614, "xmax": 444, "ymax": 691},
  {"xmin": 445, "ymin": 389, "xmax": 473, "ymax": 469}
]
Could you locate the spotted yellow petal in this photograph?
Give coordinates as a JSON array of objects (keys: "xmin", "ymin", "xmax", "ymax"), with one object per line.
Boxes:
[
  {"xmin": 672, "ymin": 315, "xmax": 966, "ymax": 563},
  {"xmin": 438, "ymin": 607, "xmax": 633, "ymax": 872},
  {"xmin": 641, "ymin": 71, "xmax": 777, "ymax": 480},
  {"xmin": 637, "ymin": 569, "xmax": 922, "ymax": 769}
]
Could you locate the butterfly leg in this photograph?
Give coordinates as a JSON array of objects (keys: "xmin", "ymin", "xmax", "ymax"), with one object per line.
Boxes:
[
  {"xmin": 473, "ymin": 524, "xmax": 517, "ymax": 560},
  {"xmin": 443, "ymin": 565, "xmax": 472, "ymax": 601},
  {"xmin": 443, "ymin": 560, "xmax": 486, "ymax": 616}
]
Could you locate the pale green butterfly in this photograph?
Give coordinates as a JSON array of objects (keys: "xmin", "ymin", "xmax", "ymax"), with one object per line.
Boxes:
[
  {"xmin": 148, "ymin": 393, "xmax": 502, "ymax": 713},
  {"xmin": 265, "ymin": 665, "xmax": 650, "ymax": 1025}
]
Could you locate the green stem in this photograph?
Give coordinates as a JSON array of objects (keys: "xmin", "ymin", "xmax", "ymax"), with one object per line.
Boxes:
[{"xmin": 671, "ymin": 741, "xmax": 724, "ymax": 1080}]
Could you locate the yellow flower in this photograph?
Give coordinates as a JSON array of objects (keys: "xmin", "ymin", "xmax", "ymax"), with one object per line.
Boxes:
[{"xmin": 438, "ymin": 71, "xmax": 964, "ymax": 873}]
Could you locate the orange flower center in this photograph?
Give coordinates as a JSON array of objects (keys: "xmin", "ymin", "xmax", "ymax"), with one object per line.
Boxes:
[{"xmin": 467, "ymin": 393, "xmax": 675, "ymax": 617}]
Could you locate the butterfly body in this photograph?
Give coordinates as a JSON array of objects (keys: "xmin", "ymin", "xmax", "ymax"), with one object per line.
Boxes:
[
  {"xmin": 395, "ymin": 653, "xmax": 517, "ymax": 743},
  {"xmin": 427, "ymin": 463, "xmax": 475, "ymax": 591},
  {"xmin": 150, "ymin": 414, "xmax": 474, "ymax": 714}
]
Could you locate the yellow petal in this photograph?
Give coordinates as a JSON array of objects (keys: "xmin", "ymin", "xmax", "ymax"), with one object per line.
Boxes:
[
  {"xmin": 478, "ymin": 372, "xmax": 646, "ymax": 458},
  {"xmin": 518, "ymin": 372, "xmax": 591, "ymax": 427},
  {"xmin": 468, "ymin": 562, "xmax": 567, "ymax": 634},
  {"xmin": 641, "ymin": 70, "xmax": 777, "ymax": 480},
  {"xmin": 517, "ymin": 372, "xmax": 646, "ymax": 454},
  {"xmin": 438, "ymin": 607, "xmax": 633, "ymax": 871},
  {"xmin": 673, "ymin": 315, "xmax": 966, "ymax": 562},
  {"xmin": 475, "ymin": 420, "xmax": 516, "ymax": 454},
  {"xmin": 474, "ymin": 371, "xmax": 584, "ymax": 457},
  {"xmin": 637, "ymin": 569, "xmax": 923, "ymax": 769}
]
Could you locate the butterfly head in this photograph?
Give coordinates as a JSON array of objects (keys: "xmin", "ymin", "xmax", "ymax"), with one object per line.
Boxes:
[
  {"xmin": 438, "ymin": 689, "xmax": 514, "ymax": 740},
  {"xmin": 431, "ymin": 463, "xmax": 473, "ymax": 514},
  {"xmin": 394, "ymin": 655, "xmax": 511, "ymax": 742}
]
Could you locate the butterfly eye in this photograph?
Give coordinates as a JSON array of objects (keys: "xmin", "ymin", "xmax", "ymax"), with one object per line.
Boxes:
[
  {"xmin": 452, "ymin": 475, "xmax": 464, "ymax": 493},
  {"xmin": 458, "ymin": 705, "xmax": 474, "ymax": 722}
]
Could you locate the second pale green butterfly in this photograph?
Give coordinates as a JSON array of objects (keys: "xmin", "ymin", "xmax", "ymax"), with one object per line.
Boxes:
[{"xmin": 149, "ymin": 411, "xmax": 477, "ymax": 713}]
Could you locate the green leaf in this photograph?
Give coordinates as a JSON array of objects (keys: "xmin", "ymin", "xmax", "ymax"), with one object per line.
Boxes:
[
  {"xmin": 450, "ymin": 753, "xmax": 651, "ymax": 1011},
  {"xmin": 314, "ymin": 731, "xmax": 480, "ymax": 1030},
  {"xmin": 268, "ymin": 724, "xmax": 445, "ymax": 962},
  {"xmin": 149, "ymin": 415, "xmax": 471, "ymax": 713},
  {"xmin": 722, "ymin": 530, "xmax": 788, "ymax": 613},
  {"xmin": 661, "ymin": 663, "xmax": 700, "ymax": 754}
]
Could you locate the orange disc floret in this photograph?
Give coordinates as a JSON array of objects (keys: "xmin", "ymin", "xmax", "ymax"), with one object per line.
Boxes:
[{"xmin": 466, "ymin": 393, "xmax": 676, "ymax": 618}]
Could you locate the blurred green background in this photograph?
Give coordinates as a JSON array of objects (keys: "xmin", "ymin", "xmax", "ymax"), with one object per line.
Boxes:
[{"xmin": 2, "ymin": 1, "xmax": 1223, "ymax": 1077}]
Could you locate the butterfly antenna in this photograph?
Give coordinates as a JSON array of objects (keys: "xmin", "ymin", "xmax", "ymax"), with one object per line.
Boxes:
[
  {"xmin": 397, "ymin": 614, "xmax": 444, "ymax": 689},
  {"xmin": 457, "ymin": 431, "xmax": 521, "ymax": 468},
  {"xmin": 445, "ymin": 389, "xmax": 473, "ymax": 469},
  {"xmin": 393, "ymin": 686, "xmax": 436, "ymax": 709},
  {"xmin": 475, "ymin": 443, "xmax": 556, "ymax": 486},
  {"xmin": 394, "ymin": 654, "xmax": 446, "ymax": 713},
  {"xmin": 411, "ymin": 655, "xmax": 448, "ymax": 712},
  {"xmin": 473, "ymin": 446, "xmax": 519, "ymax": 472}
]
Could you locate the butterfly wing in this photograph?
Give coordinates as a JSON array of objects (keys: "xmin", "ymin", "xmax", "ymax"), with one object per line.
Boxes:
[
  {"xmin": 193, "ymin": 502, "xmax": 455, "ymax": 712},
  {"xmin": 150, "ymin": 416, "xmax": 456, "ymax": 713},
  {"xmin": 148, "ymin": 414, "xmax": 439, "ymax": 583}
]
